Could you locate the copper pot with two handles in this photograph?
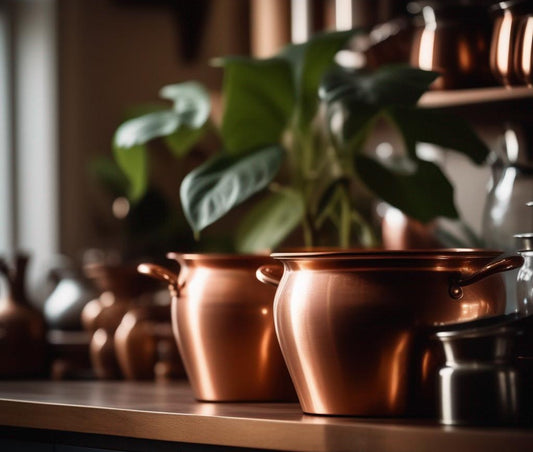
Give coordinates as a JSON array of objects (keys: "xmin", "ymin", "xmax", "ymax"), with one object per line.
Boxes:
[
  {"xmin": 138, "ymin": 253, "xmax": 296, "ymax": 402},
  {"xmin": 256, "ymin": 249, "xmax": 523, "ymax": 416}
]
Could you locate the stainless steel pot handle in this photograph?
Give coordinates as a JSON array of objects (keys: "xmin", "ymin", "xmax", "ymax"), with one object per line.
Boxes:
[
  {"xmin": 449, "ymin": 253, "xmax": 524, "ymax": 300},
  {"xmin": 137, "ymin": 263, "xmax": 185, "ymax": 297},
  {"xmin": 256, "ymin": 264, "xmax": 284, "ymax": 287}
]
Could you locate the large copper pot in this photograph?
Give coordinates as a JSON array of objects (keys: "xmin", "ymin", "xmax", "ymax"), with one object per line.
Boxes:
[
  {"xmin": 138, "ymin": 254, "xmax": 296, "ymax": 402},
  {"xmin": 257, "ymin": 249, "xmax": 523, "ymax": 416}
]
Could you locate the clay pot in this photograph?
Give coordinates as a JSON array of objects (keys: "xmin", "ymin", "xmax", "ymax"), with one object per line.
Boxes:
[
  {"xmin": 138, "ymin": 253, "xmax": 296, "ymax": 402},
  {"xmin": 257, "ymin": 249, "xmax": 522, "ymax": 416},
  {"xmin": 0, "ymin": 254, "xmax": 47, "ymax": 377},
  {"xmin": 114, "ymin": 303, "xmax": 185, "ymax": 380}
]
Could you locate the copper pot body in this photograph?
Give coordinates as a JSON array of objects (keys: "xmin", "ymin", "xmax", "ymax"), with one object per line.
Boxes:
[
  {"xmin": 114, "ymin": 304, "xmax": 185, "ymax": 380},
  {"xmin": 257, "ymin": 249, "xmax": 522, "ymax": 416},
  {"xmin": 138, "ymin": 254, "xmax": 296, "ymax": 402},
  {"xmin": 410, "ymin": 3, "xmax": 494, "ymax": 89},
  {"xmin": 490, "ymin": 0, "xmax": 533, "ymax": 86}
]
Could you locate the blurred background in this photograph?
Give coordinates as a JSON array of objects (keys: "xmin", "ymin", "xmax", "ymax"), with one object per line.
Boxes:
[{"xmin": 0, "ymin": 0, "xmax": 532, "ymax": 286}]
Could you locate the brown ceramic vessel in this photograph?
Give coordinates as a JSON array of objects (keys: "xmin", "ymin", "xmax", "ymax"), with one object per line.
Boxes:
[
  {"xmin": 257, "ymin": 249, "xmax": 522, "ymax": 416},
  {"xmin": 0, "ymin": 255, "xmax": 47, "ymax": 377},
  {"xmin": 138, "ymin": 253, "xmax": 296, "ymax": 402}
]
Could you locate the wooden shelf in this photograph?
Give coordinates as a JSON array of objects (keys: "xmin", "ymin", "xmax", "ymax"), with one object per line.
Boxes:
[
  {"xmin": 419, "ymin": 86, "xmax": 533, "ymax": 108},
  {"xmin": 1, "ymin": 380, "xmax": 533, "ymax": 452}
]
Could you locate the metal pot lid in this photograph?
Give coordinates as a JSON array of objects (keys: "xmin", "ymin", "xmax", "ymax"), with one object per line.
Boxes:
[{"xmin": 434, "ymin": 312, "xmax": 522, "ymax": 340}]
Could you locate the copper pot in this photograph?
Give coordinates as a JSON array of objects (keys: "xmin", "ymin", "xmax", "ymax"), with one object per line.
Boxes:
[
  {"xmin": 410, "ymin": 1, "xmax": 494, "ymax": 89},
  {"xmin": 490, "ymin": 0, "xmax": 533, "ymax": 86},
  {"xmin": 114, "ymin": 303, "xmax": 185, "ymax": 380},
  {"xmin": 256, "ymin": 249, "xmax": 523, "ymax": 416},
  {"xmin": 138, "ymin": 254, "xmax": 296, "ymax": 402},
  {"xmin": 82, "ymin": 263, "xmax": 159, "ymax": 379},
  {"xmin": 513, "ymin": 6, "xmax": 533, "ymax": 86}
]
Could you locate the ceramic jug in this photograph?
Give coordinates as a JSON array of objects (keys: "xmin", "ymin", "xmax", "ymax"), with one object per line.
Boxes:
[{"xmin": 0, "ymin": 254, "xmax": 47, "ymax": 377}]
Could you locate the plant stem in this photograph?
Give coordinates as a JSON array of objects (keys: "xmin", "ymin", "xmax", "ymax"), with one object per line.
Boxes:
[{"xmin": 339, "ymin": 186, "xmax": 351, "ymax": 248}]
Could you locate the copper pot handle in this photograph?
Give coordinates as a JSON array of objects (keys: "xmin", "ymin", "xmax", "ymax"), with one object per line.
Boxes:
[
  {"xmin": 137, "ymin": 263, "xmax": 185, "ymax": 297},
  {"xmin": 449, "ymin": 253, "xmax": 524, "ymax": 300},
  {"xmin": 256, "ymin": 264, "xmax": 284, "ymax": 287}
]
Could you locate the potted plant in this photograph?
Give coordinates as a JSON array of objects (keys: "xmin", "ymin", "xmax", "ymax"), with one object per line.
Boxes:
[
  {"xmin": 113, "ymin": 29, "xmax": 493, "ymax": 406},
  {"xmin": 113, "ymin": 30, "xmax": 488, "ymax": 252}
]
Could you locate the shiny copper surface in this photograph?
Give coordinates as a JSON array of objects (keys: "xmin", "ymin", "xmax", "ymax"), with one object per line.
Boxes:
[
  {"xmin": 490, "ymin": 0, "xmax": 533, "ymax": 86},
  {"xmin": 515, "ymin": 15, "xmax": 533, "ymax": 86},
  {"xmin": 114, "ymin": 304, "xmax": 184, "ymax": 380},
  {"xmin": 138, "ymin": 254, "xmax": 296, "ymax": 402},
  {"xmin": 257, "ymin": 249, "xmax": 523, "ymax": 416},
  {"xmin": 82, "ymin": 263, "xmax": 159, "ymax": 380},
  {"xmin": 410, "ymin": 4, "xmax": 494, "ymax": 89}
]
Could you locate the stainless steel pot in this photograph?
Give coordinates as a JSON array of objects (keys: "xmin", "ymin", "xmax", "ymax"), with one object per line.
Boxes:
[{"xmin": 257, "ymin": 249, "xmax": 523, "ymax": 416}]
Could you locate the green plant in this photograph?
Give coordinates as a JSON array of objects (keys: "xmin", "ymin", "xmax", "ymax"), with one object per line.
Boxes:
[{"xmin": 113, "ymin": 30, "xmax": 489, "ymax": 252}]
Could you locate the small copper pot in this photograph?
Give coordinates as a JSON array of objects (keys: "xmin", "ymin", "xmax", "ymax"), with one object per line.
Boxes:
[
  {"xmin": 138, "ymin": 254, "xmax": 296, "ymax": 402},
  {"xmin": 257, "ymin": 249, "xmax": 523, "ymax": 416},
  {"xmin": 410, "ymin": 1, "xmax": 494, "ymax": 89},
  {"xmin": 490, "ymin": 0, "xmax": 533, "ymax": 86}
]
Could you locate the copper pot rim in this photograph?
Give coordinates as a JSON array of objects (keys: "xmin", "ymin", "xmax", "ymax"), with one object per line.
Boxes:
[
  {"xmin": 490, "ymin": 0, "xmax": 533, "ymax": 14},
  {"xmin": 166, "ymin": 252, "xmax": 273, "ymax": 268},
  {"xmin": 270, "ymin": 248, "xmax": 504, "ymax": 264}
]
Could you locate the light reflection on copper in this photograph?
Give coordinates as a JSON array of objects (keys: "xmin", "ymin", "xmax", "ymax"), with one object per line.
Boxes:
[
  {"xmin": 418, "ymin": 28, "xmax": 435, "ymax": 71},
  {"xmin": 421, "ymin": 348, "xmax": 433, "ymax": 383},
  {"xmin": 186, "ymin": 268, "xmax": 216, "ymax": 400},
  {"xmin": 521, "ymin": 17, "xmax": 533, "ymax": 84},
  {"xmin": 457, "ymin": 36, "xmax": 472, "ymax": 72},
  {"xmin": 387, "ymin": 332, "xmax": 410, "ymax": 408},
  {"xmin": 499, "ymin": 13, "xmax": 513, "ymax": 74},
  {"xmin": 289, "ymin": 271, "xmax": 326, "ymax": 412}
]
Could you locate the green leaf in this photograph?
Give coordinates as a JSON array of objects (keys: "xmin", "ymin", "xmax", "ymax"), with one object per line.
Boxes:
[
  {"xmin": 113, "ymin": 82, "xmax": 211, "ymax": 199},
  {"xmin": 113, "ymin": 144, "xmax": 148, "ymax": 201},
  {"xmin": 355, "ymin": 155, "xmax": 459, "ymax": 223},
  {"xmin": 180, "ymin": 145, "xmax": 285, "ymax": 232},
  {"xmin": 327, "ymin": 100, "xmax": 379, "ymax": 154},
  {"xmin": 165, "ymin": 124, "xmax": 208, "ymax": 158},
  {"xmin": 280, "ymin": 30, "xmax": 358, "ymax": 127},
  {"xmin": 387, "ymin": 106, "xmax": 489, "ymax": 164},
  {"xmin": 218, "ymin": 57, "xmax": 294, "ymax": 154},
  {"xmin": 159, "ymin": 81, "xmax": 211, "ymax": 128},
  {"xmin": 114, "ymin": 110, "xmax": 184, "ymax": 149},
  {"xmin": 236, "ymin": 188, "xmax": 304, "ymax": 253},
  {"xmin": 320, "ymin": 65, "xmax": 439, "ymax": 107}
]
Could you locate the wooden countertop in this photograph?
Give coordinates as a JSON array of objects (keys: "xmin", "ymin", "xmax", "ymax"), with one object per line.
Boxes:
[{"xmin": 0, "ymin": 380, "xmax": 532, "ymax": 452}]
